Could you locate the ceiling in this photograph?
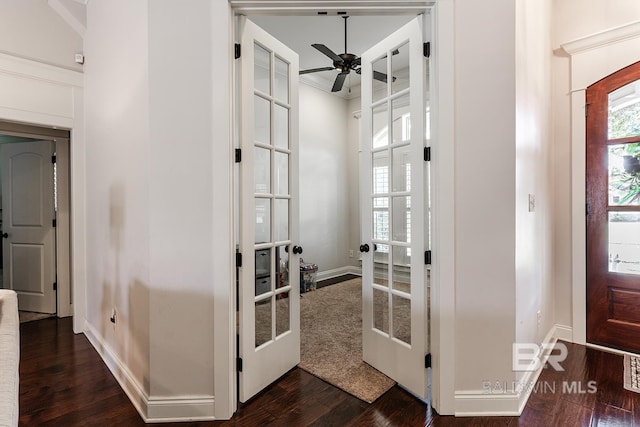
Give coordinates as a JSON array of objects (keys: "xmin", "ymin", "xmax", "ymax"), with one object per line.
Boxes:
[{"xmin": 250, "ymin": 14, "xmax": 419, "ymax": 97}]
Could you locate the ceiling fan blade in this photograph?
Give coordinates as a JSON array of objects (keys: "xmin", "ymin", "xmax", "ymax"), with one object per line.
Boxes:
[
  {"xmin": 331, "ymin": 72, "xmax": 349, "ymax": 92},
  {"xmin": 312, "ymin": 44, "xmax": 343, "ymax": 64},
  {"xmin": 354, "ymin": 68, "xmax": 397, "ymax": 84},
  {"xmin": 352, "ymin": 57, "xmax": 361, "ymax": 67},
  {"xmin": 300, "ymin": 67, "xmax": 336, "ymax": 75}
]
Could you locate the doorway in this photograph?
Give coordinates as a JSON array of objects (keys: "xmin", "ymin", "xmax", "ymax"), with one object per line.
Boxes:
[
  {"xmin": 234, "ymin": 10, "xmax": 432, "ymax": 407},
  {"xmin": 0, "ymin": 121, "xmax": 72, "ymax": 319},
  {"xmin": 586, "ymin": 61, "xmax": 640, "ymax": 352}
]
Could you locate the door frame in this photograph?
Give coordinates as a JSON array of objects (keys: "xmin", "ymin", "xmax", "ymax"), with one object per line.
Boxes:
[
  {"xmin": 561, "ymin": 22, "xmax": 640, "ymax": 348},
  {"xmin": 224, "ymin": 0, "xmax": 456, "ymax": 417},
  {"xmin": 0, "ymin": 121, "xmax": 72, "ymax": 317}
]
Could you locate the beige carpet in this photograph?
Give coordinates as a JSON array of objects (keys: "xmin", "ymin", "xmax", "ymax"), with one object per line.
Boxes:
[{"xmin": 299, "ymin": 278, "xmax": 396, "ymax": 403}]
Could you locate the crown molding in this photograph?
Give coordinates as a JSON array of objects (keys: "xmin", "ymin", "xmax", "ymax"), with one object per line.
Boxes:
[{"xmin": 561, "ymin": 20, "xmax": 640, "ymax": 56}]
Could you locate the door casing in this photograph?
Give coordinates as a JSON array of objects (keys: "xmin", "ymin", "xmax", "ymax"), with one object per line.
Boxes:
[
  {"xmin": 227, "ymin": 1, "xmax": 455, "ymax": 417},
  {"xmin": 0, "ymin": 121, "xmax": 72, "ymax": 317}
]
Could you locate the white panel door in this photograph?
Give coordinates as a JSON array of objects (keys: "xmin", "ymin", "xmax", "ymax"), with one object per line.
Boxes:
[
  {"xmin": 1, "ymin": 140, "xmax": 56, "ymax": 314},
  {"xmin": 360, "ymin": 17, "xmax": 429, "ymax": 399},
  {"xmin": 238, "ymin": 17, "xmax": 300, "ymax": 402}
]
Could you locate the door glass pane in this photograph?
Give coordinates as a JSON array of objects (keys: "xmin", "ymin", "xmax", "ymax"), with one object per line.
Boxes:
[
  {"xmin": 392, "ymin": 95, "xmax": 411, "ymax": 145},
  {"xmin": 274, "ymin": 199, "xmax": 289, "ymax": 242},
  {"xmin": 392, "ymin": 196, "xmax": 411, "ymax": 242},
  {"xmin": 391, "ymin": 42, "xmax": 410, "ymax": 95},
  {"xmin": 274, "ymin": 152, "xmax": 289, "ymax": 195},
  {"xmin": 373, "ymin": 103, "xmax": 389, "ymax": 148},
  {"xmin": 373, "ymin": 151, "xmax": 389, "ymax": 194},
  {"xmin": 392, "ymin": 246, "xmax": 411, "ymax": 294},
  {"xmin": 372, "ymin": 56, "xmax": 388, "ymax": 104},
  {"xmin": 254, "ymin": 43, "xmax": 270, "ymax": 95},
  {"xmin": 608, "ymin": 79, "xmax": 640, "ymax": 140},
  {"xmin": 274, "ymin": 56, "xmax": 289, "ymax": 103},
  {"xmin": 255, "ymin": 248, "xmax": 271, "ymax": 296},
  {"xmin": 392, "ymin": 145, "xmax": 411, "ymax": 192},
  {"xmin": 255, "ymin": 198, "xmax": 270, "ymax": 244},
  {"xmin": 392, "ymin": 294, "xmax": 411, "ymax": 345},
  {"xmin": 373, "ymin": 288, "xmax": 389, "ymax": 333},
  {"xmin": 609, "ymin": 143, "xmax": 640, "ymax": 206},
  {"xmin": 255, "ymin": 297, "xmax": 272, "ymax": 347},
  {"xmin": 373, "ymin": 197, "xmax": 389, "ymax": 242},
  {"xmin": 275, "ymin": 291, "xmax": 290, "ymax": 337},
  {"xmin": 254, "ymin": 147, "xmax": 270, "ymax": 194},
  {"xmin": 609, "ymin": 211, "xmax": 640, "ymax": 275},
  {"xmin": 276, "ymin": 245, "xmax": 289, "ymax": 289},
  {"xmin": 274, "ymin": 104, "xmax": 289, "ymax": 149},
  {"xmin": 254, "ymin": 95, "xmax": 271, "ymax": 145}
]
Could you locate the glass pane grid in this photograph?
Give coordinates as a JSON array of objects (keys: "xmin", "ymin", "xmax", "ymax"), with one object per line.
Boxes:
[{"xmin": 608, "ymin": 79, "xmax": 640, "ymax": 140}]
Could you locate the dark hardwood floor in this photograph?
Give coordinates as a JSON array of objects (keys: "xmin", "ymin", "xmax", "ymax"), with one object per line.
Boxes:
[{"xmin": 18, "ymin": 317, "xmax": 640, "ymax": 426}]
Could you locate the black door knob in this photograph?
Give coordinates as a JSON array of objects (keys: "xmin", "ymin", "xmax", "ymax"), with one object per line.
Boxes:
[
  {"xmin": 292, "ymin": 245, "xmax": 303, "ymax": 255},
  {"xmin": 359, "ymin": 244, "xmax": 370, "ymax": 253},
  {"xmin": 2, "ymin": 233, "xmax": 7, "ymax": 238}
]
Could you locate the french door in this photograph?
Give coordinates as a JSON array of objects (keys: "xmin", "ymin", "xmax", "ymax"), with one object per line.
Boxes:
[
  {"xmin": 360, "ymin": 16, "xmax": 430, "ymax": 399},
  {"xmin": 586, "ymin": 61, "xmax": 640, "ymax": 352},
  {"xmin": 237, "ymin": 17, "xmax": 300, "ymax": 402}
]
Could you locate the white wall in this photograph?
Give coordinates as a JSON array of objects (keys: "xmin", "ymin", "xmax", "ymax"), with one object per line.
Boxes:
[
  {"xmin": 551, "ymin": 1, "xmax": 640, "ymax": 329},
  {"xmin": 514, "ymin": 0, "xmax": 553, "ymax": 357},
  {"xmin": 299, "ymin": 84, "xmax": 352, "ymax": 274},
  {"xmin": 347, "ymin": 96, "xmax": 362, "ymax": 268},
  {"xmin": 84, "ymin": 0, "xmax": 151, "ymax": 401},
  {"xmin": 453, "ymin": 0, "xmax": 517, "ymax": 395},
  {"xmin": 84, "ymin": 0, "xmax": 220, "ymax": 420},
  {"xmin": 0, "ymin": 0, "xmax": 82, "ymax": 71}
]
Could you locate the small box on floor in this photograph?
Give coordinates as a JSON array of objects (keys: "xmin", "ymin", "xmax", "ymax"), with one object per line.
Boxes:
[{"xmin": 299, "ymin": 259, "xmax": 318, "ymax": 293}]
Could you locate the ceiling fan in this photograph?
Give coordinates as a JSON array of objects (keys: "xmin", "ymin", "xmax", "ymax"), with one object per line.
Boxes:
[{"xmin": 299, "ymin": 16, "xmax": 394, "ymax": 93}]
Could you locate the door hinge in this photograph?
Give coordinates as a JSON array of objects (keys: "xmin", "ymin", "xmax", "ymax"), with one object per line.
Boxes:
[
  {"xmin": 236, "ymin": 252, "xmax": 242, "ymax": 268},
  {"xmin": 424, "ymin": 42, "xmax": 431, "ymax": 58},
  {"xmin": 235, "ymin": 148, "xmax": 242, "ymax": 163},
  {"xmin": 425, "ymin": 250, "xmax": 432, "ymax": 265},
  {"xmin": 235, "ymin": 43, "xmax": 241, "ymax": 59},
  {"xmin": 425, "ymin": 353, "xmax": 432, "ymax": 369},
  {"xmin": 51, "ymin": 155, "xmax": 56, "ymax": 164},
  {"xmin": 52, "ymin": 219, "xmax": 56, "ymax": 227},
  {"xmin": 586, "ymin": 203, "xmax": 589, "ymax": 216},
  {"xmin": 237, "ymin": 357, "xmax": 243, "ymax": 372},
  {"xmin": 53, "ymin": 282, "xmax": 57, "ymax": 291},
  {"xmin": 424, "ymin": 146, "xmax": 431, "ymax": 162}
]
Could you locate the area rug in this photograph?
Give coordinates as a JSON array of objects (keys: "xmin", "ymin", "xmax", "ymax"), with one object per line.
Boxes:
[
  {"xmin": 624, "ymin": 354, "xmax": 640, "ymax": 393},
  {"xmin": 299, "ymin": 278, "xmax": 396, "ymax": 403},
  {"xmin": 19, "ymin": 311, "xmax": 54, "ymax": 323}
]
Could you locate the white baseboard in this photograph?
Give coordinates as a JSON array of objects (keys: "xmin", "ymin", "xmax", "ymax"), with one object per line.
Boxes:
[
  {"xmin": 316, "ymin": 266, "xmax": 361, "ymax": 281},
  {"xmin": 552, "ymin": 324, "xmax": 573, "ymax": 342},
  {"xmin": 83, "ymin": 321, "xmax": 215, "ymax": 423},
  {"xmin": 455, "ymin": 325, "xmax": 559, "ymax": 416}
]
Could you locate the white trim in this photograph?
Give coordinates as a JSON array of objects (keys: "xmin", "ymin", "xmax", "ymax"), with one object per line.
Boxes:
[
  {"xmin": 315, "ymin": 266, "xmax": 361, "ymax": 281},
  {"xmin": 553, "ymin": 324, "xmax": 573, "ymax": 342},
  {"xmin": 454, "ymin": 326, "xmax": 558, "ymax": 417},
  {"xmin": 84, "ymin": 322, "xmax": 216, "ymax": 422},
  {"xmin": 561, "ymin": 20, "xmax": 640, "ymax": 56},
  {"xmin": 0, "ymin": 51, "xmax": 83, "ymax": 86},
  {"xmin": 429, "ymin": 0, "xmax": 455, "ymax": 415},
  {"xmin": 586, "ymin": 342, "xmax": 640, "ymax": 357},
  {"xmin": 83, "ymin": 321, "xmax": 149, "ymax": 421},
  {"xmin": 561, "ymin": 21, "xmax": 640, "ymax": 348},
  {"xmin": 230, "ymin": 1, "xmax": 432, "ymax": 14}
]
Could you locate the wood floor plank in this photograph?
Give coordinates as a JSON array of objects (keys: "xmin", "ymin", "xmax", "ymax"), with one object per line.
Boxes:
[{"xmin": 18, "ymin": 317, "xmax": 640, "ymax": 426}]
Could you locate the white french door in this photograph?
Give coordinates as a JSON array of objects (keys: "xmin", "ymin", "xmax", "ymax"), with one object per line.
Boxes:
[
  {"xmin": 237, "ymin": 17, "xmax": 300, "ymax": 403},
  {"xmin": 360, "ymin": 16, "xmax": 430, "ymax": 399}
]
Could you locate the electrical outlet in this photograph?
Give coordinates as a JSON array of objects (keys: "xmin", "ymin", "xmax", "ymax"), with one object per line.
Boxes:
[
  {"xmin": 528, "ymin": 194, "xmax": 536, "ymax": 212},
  {"xmin": 349, "ymin": 250, "xmax": 354, "ymax": 258},
  {"xmin": 110, "ymin": 308, "xmax": 117, "ymax": 325},
  {"xmin": 537, "ymin": 310, "xmax": 542, "ymax": 325}
]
